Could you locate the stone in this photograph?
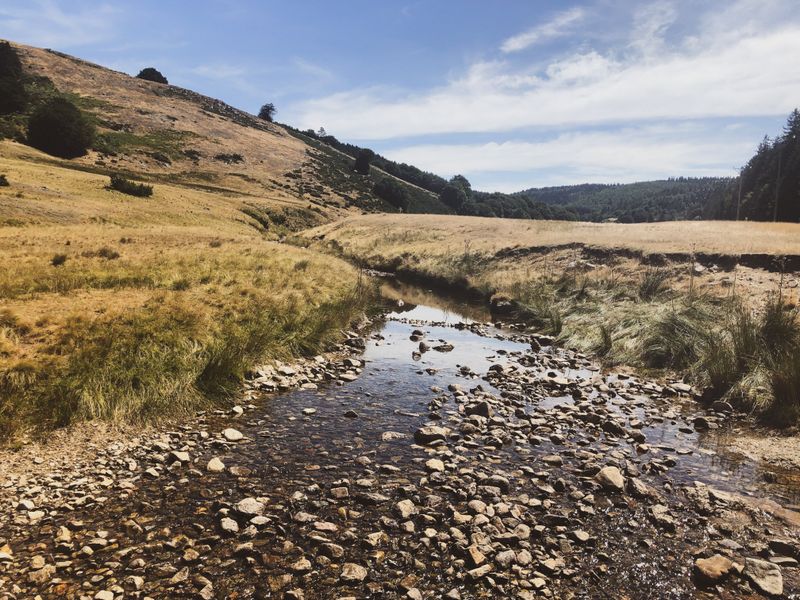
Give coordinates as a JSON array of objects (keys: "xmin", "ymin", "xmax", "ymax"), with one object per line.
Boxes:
[
  {"xmin": 693, "ymin": 554, "xmax": 734, "ymax": 587},
  {"xmin": 595, "ymin": 466, "xmax": 625, "ymax": 492},
  {"xmin": 414, "ymin": 426, "xmax": 450, "ymax": 445},
  {"xmin": 94, "ymin": 592, "xmax": 114, "ymax": 600},
  {"xmin": 425, "ymin": 458, "xmax": 445, "ymax": 472},
  {"xmin": 744, "ymin": 558, "xmax": 782, "ymax": 597},
  {"xmin": 207, "ymin": 457, "xmax": 225, "ymax": 473},
  {"xmin": 340, "ymin": 562, "xmax": 368, "ymax": 582},
  {"xmin": 395, "ymin": 499, "xmax": 418, "ymax": 519},
  {"xmin": 236, "ymin": 497, "xmax": 265, "ymax": 516},
  {"xmin": 220, "ymin": 517, "xmax": 239, "ymax": 534},
  {"xmin": 222, "ymin": 428, "xmax": 243, "ymax": 441}
]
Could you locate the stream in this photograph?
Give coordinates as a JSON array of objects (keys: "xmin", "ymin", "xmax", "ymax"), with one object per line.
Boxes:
[{"xmin": 1, "ymin": 278, "xmax": 798, "ymax": 599}]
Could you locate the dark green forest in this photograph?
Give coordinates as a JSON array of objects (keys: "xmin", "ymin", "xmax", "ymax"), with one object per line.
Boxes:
[{"xmin": 706, "ymin": 109, "xmax": 800, "ymax": 222}]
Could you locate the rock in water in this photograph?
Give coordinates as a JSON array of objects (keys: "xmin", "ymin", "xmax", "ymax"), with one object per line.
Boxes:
[
  {"xmin": 595, "ymin": 466, "xmax": 625, "ymax": 492},
  {"xmin": 413, "ymin": 426, "xmax": 449, "ymax": 445}
]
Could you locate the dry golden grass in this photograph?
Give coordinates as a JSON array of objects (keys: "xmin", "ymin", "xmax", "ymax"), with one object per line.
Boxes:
[
  {"xmin": 0, "ymin": 147, "xmax": 367, "ymax": 440},
  {"xmin": 309, "ymin": 213, "xmax": 800, "ymax": 257}
]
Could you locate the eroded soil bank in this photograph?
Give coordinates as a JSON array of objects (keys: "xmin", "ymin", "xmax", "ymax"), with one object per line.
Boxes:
[{"xmin": 0, "ymin": 282, "xmax": 798, "ymax": 599}]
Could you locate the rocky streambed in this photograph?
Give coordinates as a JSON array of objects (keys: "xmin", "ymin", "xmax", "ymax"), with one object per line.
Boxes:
[{"xmin": 1, "ymin": 289, "xmax": 799, "ymax": 599}]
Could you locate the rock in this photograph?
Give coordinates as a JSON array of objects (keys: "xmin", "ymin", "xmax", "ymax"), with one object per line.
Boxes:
[
  {"xmin": 595, "ymin": 466, "xmax": 625, "ymax": 492},
  {"xmin": 28, "ymin": 564, "xmax": 55, "ymax": 585},
  {"xmin": 168, "ymin": 450, "xmax": 190, "ymax": 464},
  {"xmin": 649, "ymin": 504, "xmax": 676, "ymax": 532},
  {"xmin": 94, "ymin": 592, "xmax": 114, "ymax": 600},
  {"xmin": 693, "ymin": 554, "xmax": 734, "ymax": 587},
  {"xmin": 222, "ymin": 428, "xmax": 243, "ymax": 442},
  {"xmin": 291, "ymin": 557, "xmax": 312, "ymax": 573},
  {"xmin": 744, "ymin": 558, "xmax": 783, "ymax": 597},
  {"xmin": 414, "ymin": 426, "xmax": 450, "ymax": 445},
  {"xmin": 236, "ymin": 497, "xmax": 265, "ymax": 516},
  {"xmin": 220, "ymin": 517, "xmax": 239, "ymax": 534},
  {"xmin": 207, "ymin": 457, "xmax": 225, "ymax": 473},
  {"xmin": 425, "ymin": 458, "xmax": 445, "ymax": 472},
  {"xmin": 395, "ymin": 499, "xmax": 418, "ymax": 520},
  {"xmin": 340, "ymin": 562, "xmax": 368, "ymax": 582}
]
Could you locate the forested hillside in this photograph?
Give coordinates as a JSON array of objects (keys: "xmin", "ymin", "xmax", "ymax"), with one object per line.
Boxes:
[{"xmin": 707, "ymin": 110, "xmax": 800, "ymax": 222}]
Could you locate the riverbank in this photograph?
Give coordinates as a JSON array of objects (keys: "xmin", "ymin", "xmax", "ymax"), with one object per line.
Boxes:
[
  {"xmin": 1, "ymin": 295, "xmax": 797, "ymax": 598},
  {"xmin": 302, "ymin": 214, "xmax": 800, "ymax": 427}
]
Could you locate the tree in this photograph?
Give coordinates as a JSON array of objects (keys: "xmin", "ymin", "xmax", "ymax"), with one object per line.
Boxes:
[
  {"xmin": 450, "ymin": 174, "xmax": 472, "ymax": 194},
  {"xmin": 0, "ymin": 41, "xmax": 26, "ymax": 115},
  {"xmin": 258, "ymin": 103, "xmax": 276, "ymax": 122},
  {"xmin": 373, "ymin": 178, "xmax": 409, "ymax": 212},
  {"xmin": 136, "ymin": 67, "xmax": 168, "ymax": 84},
  {"xmin": 317, "ymin": 127, "xmax": 327, "ymax": 137},
  {"xmin": 27, "ymin": 97, "xmax": 95, "ymax": 158},
  {"xmin": 354, "ymin": 148, "xmax": 374, "ymax": 175},
  {"xmin": 439, "ymin": 184, "xmax": 468, "ymax": 212}
]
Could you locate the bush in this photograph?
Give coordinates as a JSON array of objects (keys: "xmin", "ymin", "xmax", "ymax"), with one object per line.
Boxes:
[
  {"xmin": 638, "ymin": 268, "xmax": 670, "ymax": 300},
  {"xmin": 28, "ymin": 97, "xmax": 95, "ymax": 158},
  {"xmin": 109, "ymin": 174, "xmax": 153, "ymax": 197},
  {"xmin": 51, "ymin": 253, "xmax": 67, "ymax": 267},
  {"xmin": 0, "ymin": 42, "xmax": 22, "ymax": 79},
  {"xmin": 214, "ymin": 153, "xmax": 244, "ymax": 164},
  {"xmin": 0, "ymin": 174, "xmax": 8, "ymax": 187},
  {"xmin": 136, "ymin": 67, "xmax": 168, "ymax": 84}
]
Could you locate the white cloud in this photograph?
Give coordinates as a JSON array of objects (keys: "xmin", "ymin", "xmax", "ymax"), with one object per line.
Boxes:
[
  {"xmin": 628, "ymin": 1, "xmax": 677, "ymax": 57},
  {"xmin": 291, "ymin": 22, "xmax": 800, "ymax": 140},
  {"xmin": 501, "ymin": 8, "xmax": 585, "ymax": 53},
  {"xmin": 383, "ymin": 125, "xmax": 751, "ymax": 191},
  {"xmin": 0, "ymin": 0, "xmax": 120, "ymax": 48}
]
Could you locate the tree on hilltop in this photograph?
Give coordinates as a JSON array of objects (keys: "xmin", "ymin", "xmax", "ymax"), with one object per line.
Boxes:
[
  {"xmin": 136, "ymin": 67, "xmax": 168, "ymax": 84},
  {"xmin": 258, "ymin": 103, "xmax": 276, "ymax": 122}
]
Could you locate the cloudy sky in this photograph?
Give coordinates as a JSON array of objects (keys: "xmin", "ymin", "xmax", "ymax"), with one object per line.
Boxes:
[{"xmin": 1, "ymin": 0, "xmax": 799, "ymax": 191}]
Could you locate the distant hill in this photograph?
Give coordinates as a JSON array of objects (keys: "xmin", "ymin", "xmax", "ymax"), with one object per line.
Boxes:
[{"xmin": 512, "ymin": 178, "xmax": 732, "ymax": 223}]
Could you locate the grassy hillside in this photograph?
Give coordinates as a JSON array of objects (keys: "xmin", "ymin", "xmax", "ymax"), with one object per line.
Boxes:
[
  {"xmin": 0, "ymin": 40, "xmax": 432, "ymax": 219},
  {"xmin": 0, "ymin": 122, "xmax": 370, "ymax": 441},
  {"xmin": 304, "ymin": 214, "xmax": 800, "ymax": 424}
]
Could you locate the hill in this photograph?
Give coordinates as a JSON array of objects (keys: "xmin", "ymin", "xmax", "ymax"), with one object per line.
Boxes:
[{"xmin": 0, "ymin": 40, "xmax": 442, "ymax": 227}]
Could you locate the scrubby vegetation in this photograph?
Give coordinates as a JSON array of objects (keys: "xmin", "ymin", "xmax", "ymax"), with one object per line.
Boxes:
[
  {"xmin": 373, "ymin": 178, "xmax": 409, "ymax": 212},
  {"xmin": 0, "ymin": 174, "xmax": 8, "ymax": 187},
  {"xmin": 109, "ymin": 174, "xmax": 153, "ymax": 197},
  {"xmin": 136, "ymin": 67, "xmax": 168, "ymax": 84},
  {"xmin": 27, "ymin": 97, "xmax": 95, "ymax": 158}
]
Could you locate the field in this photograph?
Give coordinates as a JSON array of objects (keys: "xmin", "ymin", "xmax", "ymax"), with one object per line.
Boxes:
[
  {"xmin": 0, "ymin": 142, "xmax": 368, "ymax": 440},
  {"xmin": 304, "ymin": 213, "xmax": 800, "ymax": 424}
]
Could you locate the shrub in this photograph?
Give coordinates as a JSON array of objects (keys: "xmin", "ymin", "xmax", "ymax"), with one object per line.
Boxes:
[
  {"xmin": 136, "ymin": 67, "xmax": 168, "ymax": 84},
  {"xmin": 51, "ymin": 253, "xmax": 67, "ymax": 267},
  {"xmin": 214, "ymin": 153, "xmax": 244, "ymax": 164},
  {"xmin": 209, "ymin": 239, "xmax": 222, "ymax": 248},
  {"xmin": 97, "ymin": 246, "xmax": 120, "ymax": 260},
  {"xmin": 28, "ymin": 97, "xmax": 95, "ymax": 158},
  {"xmin": 109, "ymin": 174, "xmax": 153, "ymax": 197},
  {"xmin": 0, "ymin": 42, "xmax": 22, "ymax": 79},
  {"xmin": 0, "ymin": 174, "xmax": 8, "ymax": 187},
  {"xmin": 638, "ymin": 268, "xmax": 670, "ymax": 300}
]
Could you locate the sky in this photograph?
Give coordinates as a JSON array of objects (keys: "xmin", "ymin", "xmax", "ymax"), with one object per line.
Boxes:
[{"xmin": 1, "ymin": 0, "xmax": 799, "ymax": 192}]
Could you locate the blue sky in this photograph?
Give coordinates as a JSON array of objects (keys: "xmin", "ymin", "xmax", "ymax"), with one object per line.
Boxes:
[{"xmin": 1, "ymin": 0, "xmax": 799, "ymax": 192}]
